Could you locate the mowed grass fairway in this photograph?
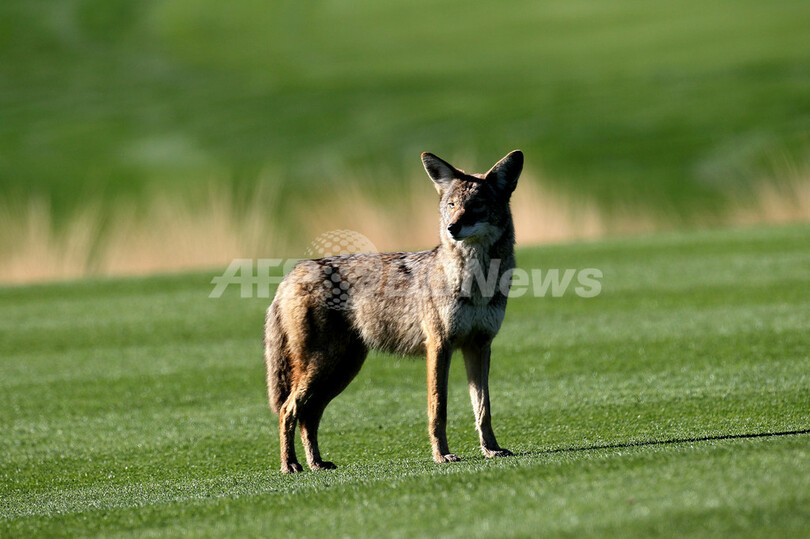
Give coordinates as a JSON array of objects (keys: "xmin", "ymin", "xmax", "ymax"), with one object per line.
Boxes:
[{"xmin": 2, "ymin": 224, "xmax": 809, "ymax": 536}]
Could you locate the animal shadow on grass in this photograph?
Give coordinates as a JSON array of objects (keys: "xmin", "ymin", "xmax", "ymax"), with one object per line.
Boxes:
[{"xmin": 513, "ymin": 428, "xmax": 810, "ymax": 458}]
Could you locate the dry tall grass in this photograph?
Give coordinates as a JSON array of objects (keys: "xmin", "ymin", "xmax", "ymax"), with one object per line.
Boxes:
[
  {"xmin": 0, "ymin": 183, "xmax": 286, "ymax": 284},
  {"xmin": 100, "ymin": 183, "xmax": 286, "ymax": 276},
  {"xmin": 0, "ymin": 199, "xmax": 99, "ymax": 283},
  {"xmin": 728, "ymin": 171, "xmax": 810, "ymax": 226},
  {"xmin": 1, "ymin": 169, "xmax": 809, "ymax": 284}
]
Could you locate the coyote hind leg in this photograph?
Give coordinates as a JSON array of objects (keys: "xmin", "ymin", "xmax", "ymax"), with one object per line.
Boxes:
[
  {"xmin": 299, "ymin": 400, "xmax": 336, "ymax": 471},
  {"xmin": 279, "ymin": 342, "xmax": 367, "ymax": 473},
  {"xmin": 279, "ymin": 389, "xmax": 307, "ymax": 474},
  {"xmin": 298, "ymin": 344, "xmax": 367, "ymax": 471}
]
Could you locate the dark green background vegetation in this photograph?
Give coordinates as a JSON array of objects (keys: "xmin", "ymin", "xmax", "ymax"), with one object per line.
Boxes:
[{"xmin": 2, "ymin": 0, "xmax": 809, "ymax": 221}]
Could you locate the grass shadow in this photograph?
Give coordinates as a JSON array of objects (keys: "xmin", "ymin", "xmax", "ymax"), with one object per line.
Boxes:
[{"xmin": 518, "ymin": 428, "xmax": 810, "ymax": 458}]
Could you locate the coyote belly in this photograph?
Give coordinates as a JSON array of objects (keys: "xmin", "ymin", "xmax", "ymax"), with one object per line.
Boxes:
[{"xmin": 264, "ymin": 150, "xmax": 523, "ymax": 473}]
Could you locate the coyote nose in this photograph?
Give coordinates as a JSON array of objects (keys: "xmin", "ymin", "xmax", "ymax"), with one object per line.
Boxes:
[{"xmin": 447, "ymin": 222, "xmax": 462, "ymax": 237}]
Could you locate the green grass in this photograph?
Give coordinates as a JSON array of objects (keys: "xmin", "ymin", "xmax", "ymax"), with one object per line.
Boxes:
[
  {"xmin": 1, "ymin": 0, "xmax": 809, "ymax": 220},
  {"xmin": 1, "ymin": 224, "xmax": 809, "ymax": 536}
]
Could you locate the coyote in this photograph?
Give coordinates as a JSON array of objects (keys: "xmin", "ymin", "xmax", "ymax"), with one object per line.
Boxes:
[{"xmin": 264, "ymin": 150, "xmax": 523, "ymax": 473}]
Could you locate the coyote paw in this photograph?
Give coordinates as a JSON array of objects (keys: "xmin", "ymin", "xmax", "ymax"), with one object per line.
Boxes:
[
  {"xmin": 281, "ymin": 462, "xmax": 305, "ymax": 474},
  {"xmin": 482, "ymin": 447, "xmax": 514, "ymax": 458},
  {"xmin": 310, "ymin": 460, "xmax": 337, "ymax": 471},
  {"xmin": 434, "ymin": 453, "xmax": 461, "ymax": 463}
]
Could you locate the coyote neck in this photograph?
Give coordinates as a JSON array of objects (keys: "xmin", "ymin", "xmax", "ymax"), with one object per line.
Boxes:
[
  {"xmin": 441, "ymin": 241, "xmax": 495, "ymax": 274},
  {"xmin": 437, "ymin": 222, "xmax": 515, "ymax": 298}
]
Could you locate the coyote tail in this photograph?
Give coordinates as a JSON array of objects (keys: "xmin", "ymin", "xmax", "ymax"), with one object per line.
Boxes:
[{"xmin": 264, "ymin": 301, "xmax": 289, "ymax": 415}]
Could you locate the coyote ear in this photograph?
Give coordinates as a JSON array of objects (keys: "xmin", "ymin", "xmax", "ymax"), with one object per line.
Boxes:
[
  {"xmin": 486, "ymin": 150, "xmax": 523, "ymax": 195},
  {"xmin": 421, "ymin": 152, "xmax": 458, "ymax": 194}
]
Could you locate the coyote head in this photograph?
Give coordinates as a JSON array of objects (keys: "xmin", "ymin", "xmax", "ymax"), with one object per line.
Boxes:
[{"xmin": 421, "ymin": 150, "xmax": 523, "ymax": 244}]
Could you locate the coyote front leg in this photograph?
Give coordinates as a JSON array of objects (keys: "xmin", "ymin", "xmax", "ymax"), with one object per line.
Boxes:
[
  {"xmin": 463, "ymin": 341, "xmax": 513, "ymax": 458},
  {"xmin": 426, "ymin": 341, "xmax": 459, "ymax": 463}
]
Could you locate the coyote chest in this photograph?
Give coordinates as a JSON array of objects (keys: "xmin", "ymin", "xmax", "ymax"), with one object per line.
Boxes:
[
  {"xmin": 445, "ymin": 297, "xmax": 507, "ymax": 344},
  {"xmin": 439, "ymin": 246, "xmax": 511, "ymax": 343}
]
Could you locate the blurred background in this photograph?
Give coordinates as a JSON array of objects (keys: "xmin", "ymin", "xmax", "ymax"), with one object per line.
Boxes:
[{"xmin": 1, "ymin": 0, "xmax": 808, "ymax": 283}]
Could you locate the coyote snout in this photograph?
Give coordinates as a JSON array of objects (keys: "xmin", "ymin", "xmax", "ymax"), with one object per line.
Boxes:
[{"xmin": 264, "ymin": 150, "xmax": 523, "ymax": 472}]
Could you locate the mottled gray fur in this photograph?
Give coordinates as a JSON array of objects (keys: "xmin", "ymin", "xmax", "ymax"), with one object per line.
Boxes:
[{"xmin": 265, "ymin": 150, "xmax": 523, "ymax": 473}]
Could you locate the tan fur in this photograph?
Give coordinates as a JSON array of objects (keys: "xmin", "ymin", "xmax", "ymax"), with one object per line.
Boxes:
[{"xmin": 264, "ymin": 150, "xmax": 523, "ymax": 472}]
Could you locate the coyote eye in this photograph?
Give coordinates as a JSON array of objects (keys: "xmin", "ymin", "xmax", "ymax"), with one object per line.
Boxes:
[{"xmin": 447, "ymin": 202, "xmax": 455, "ymax": 209}]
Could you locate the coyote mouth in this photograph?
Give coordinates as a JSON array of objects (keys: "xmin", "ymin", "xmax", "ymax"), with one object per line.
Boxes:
[{"xmin": 448, "ymin": 222, "xmax": 495, "ymax": 243}]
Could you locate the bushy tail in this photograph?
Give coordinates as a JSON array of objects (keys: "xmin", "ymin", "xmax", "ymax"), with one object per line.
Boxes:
[{"xmin": 264, "ymin": 301, "xmax": 290, "ymax": 415}]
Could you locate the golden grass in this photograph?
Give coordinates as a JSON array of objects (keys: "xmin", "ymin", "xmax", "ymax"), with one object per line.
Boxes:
[
  {"xmin": 728, "ymin": 168, "xmax": 810, "ymax": 226},
  {"xmin": 0, "ymin": 183, "xmax": 287, "ymax": 284},
  {"xmin": 0, "ymin": 199, "xmax": 99, "ymax": 283},
  {"xmin": 100, "ymin": 183, "xmax": 286, "ymax": 276},
  {"xmin": 1, "ymin": 169, "xmax": 809, "ymax": 284}
]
